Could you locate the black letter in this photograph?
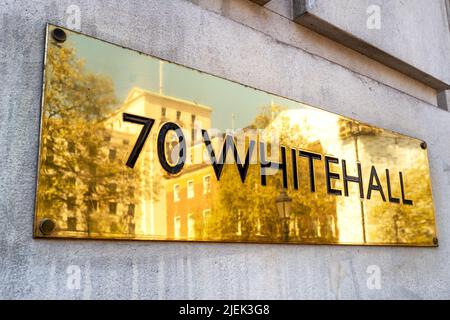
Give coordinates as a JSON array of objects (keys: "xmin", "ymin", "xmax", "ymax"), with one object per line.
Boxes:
[
  {"xmin": 202, "ymin": 130, "xmax": 255, "ymax": 183},
  {"xmin": 299, "ymin": 151, "xmax": 322, "ymax": 192},
  {"xmin": 123, "ymin": 113, "xmax": 155, "ymax": 168},
  {"xmin": 399, "ymin": 172, "xmax": 413, "ymax": 205},
  {"xmin": 342, "ymin": 160, "xmax": 364, "ymax": 198},
  {"xmin": 157, "ymin": 122, "xmax": 186, "ymax": 175},
  {"xmin": 325, "ymin": 156, "xmax": 342, "ymax": 196},
  {"xmin": 291, "ymin": 149, "xmax": 299, "ymax": 190},
  {"xmin": 386, "ymin": 169, "xmax": 400, "ymax": 204},
  {"xmin": 260, "ymin": 143, "xmax": 288, "ymax": 189},
  {"xmin": 367, "ymin": 166, "xmax": 386, "ymax": 201}
]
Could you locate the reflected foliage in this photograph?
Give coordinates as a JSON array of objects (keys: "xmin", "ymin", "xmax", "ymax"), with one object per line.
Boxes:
[
  {"xmin": 39, "ymin": 43, "xmax": 146, "ymax": 235},
  {"xmin": 207, "ymin": 106, "xmax": 339, "ymax": 243}
]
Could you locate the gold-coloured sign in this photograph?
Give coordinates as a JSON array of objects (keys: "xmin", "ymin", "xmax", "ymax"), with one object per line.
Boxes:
[{"xmin": 34, "ymin": 24, "xmax": 438, "ymax": 246}]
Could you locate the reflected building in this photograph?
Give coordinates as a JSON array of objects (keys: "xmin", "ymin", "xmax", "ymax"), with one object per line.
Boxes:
[
  {"xmin": 165, "ymin": 163, "xmax": 214, "ymax": 240},
  {"xmin": 104, "ymin": 88, "xmax": 213, "ymax": 237},
  {"xmin": 54, "ymin": 87, "xmax": 213, "ymax": 237}
]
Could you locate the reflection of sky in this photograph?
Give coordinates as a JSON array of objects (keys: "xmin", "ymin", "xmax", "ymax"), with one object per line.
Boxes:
[{"xmin": 71, "ymin": 33, "xmax": 305, "ymax": 130}]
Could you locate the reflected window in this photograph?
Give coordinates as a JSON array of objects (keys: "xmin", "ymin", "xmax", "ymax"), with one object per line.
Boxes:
[
  {"xmin": 67, "ymin": 177, "xmax": 76, "ymax": 187},
  {"xmin": 108, "ymin": 183, "xmax": 117, "ymax": 193},
  {"xmin": 128, "ymin": 186, "xmax": 135, "ymax": 197},
  {"xmin": 203, "ymin": 175, "xmax": 211, "ymax": 194},
  {"xmin": 256, "ymin": 218, "xmax": 262, "ymax": 236},
  {"xmin": 85, "ymin": 200, "xmax": 98, "ymax": 213},
  {"xmin": 67, "ymin": 141, "xmax": 76, "ymax": 153},
  {"xmin": 45, "ymin": 152, "xmax": 54, "ymax": 165},
  {"xmin": 237, "ymin": 210, "xmax": 242, "ymax": 236},
  {"xmin": 173, "ymin": 184, "xmax": 180, "ymax": 202},
  {"xmin": 127, "ymin": 204, "xmax": 135, "ymax": 217},
  {"xmin": 331, "ymin": 216, "xmax": 336, "ymax": 238},
  {"xmin": 87, "ymin": 182, "xmax": 96, "ymax": 194},
  {"xmin": 45, "ymin": 139, "xmax": 54, "ymax": 164},
  {"xmin": 190, "ymin": 148, "xmax": 194, "ymax": 164},
  {"xmin": 267, "ymin": 142, "xmax": 272, "ymax": 158},
  {"xmin": 88, "ymin": 145, "xmax": 97, "ymax": 157},
  {"xmin": 67, "ymin": 197, "xmax": 76, "ymax": 211},
  {"xmin": 109, "ymin": 149, "xmax": 116, "ymax": 161},
  {"xmin": 67, "ymin": 217, "xmax": 77, "ymax": 231},
  {"xmin": 187, "ymin": 180, "xmax": 195, "ymax": 199},
  {"xmin": 188, "ymin": 214, "xmax": 195, "ymax": 239},
  {"xmin": 174, "ymin": 216, "xmax": 181, "ymax": 238},
  {"xmin": 203, "ymin": 209, "xmax": 211, "ymax": 236},
  {"xmin": 203, "ymin": 146, "xmax": 210, "ymax": 163},
  {"xmin": 191, "ymin": 115, "xmax": 196, "ymax": 141},
  {"xmin": 109, "ymin": 202, "xmax": 117, "ymax": 215}
]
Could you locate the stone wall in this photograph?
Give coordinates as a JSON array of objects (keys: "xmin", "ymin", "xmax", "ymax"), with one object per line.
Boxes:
[{"xmin": 1, "ymin": 0, "xmax": 450, "ymax": 299}]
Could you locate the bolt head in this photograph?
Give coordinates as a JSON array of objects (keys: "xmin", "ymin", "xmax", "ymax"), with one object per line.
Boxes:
[
  {"xmin": 39, "ymin": 218, "xmax": 56, "ymax": 235},
  {"xmin": 420, "ymin": 142, "xmax": 427, "ymax": 150},
  {"xmin": 51, "ymin": 28, "xmax": 67, "ymax": 43}
]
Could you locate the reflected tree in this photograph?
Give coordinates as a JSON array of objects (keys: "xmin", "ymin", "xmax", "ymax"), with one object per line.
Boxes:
[
  {"xmin": 338, "ymin": 118, "xmax": 435, "ymax": 244},
  {"xmin": 206, "ymin": 105, "xmax": 339, "ymax": 242},
  {"xmin": 368, "ymin": 165, "xmax": 435, "ymax": 244},
  {"xmin": 38, "ymin": 43, "xmax": 150, "ymax": 235}
]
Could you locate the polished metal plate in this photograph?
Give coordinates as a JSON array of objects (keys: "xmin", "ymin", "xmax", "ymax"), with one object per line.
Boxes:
[{"xmin": 34, "ymin": 24, "xmax": 437, "ymax": 246}]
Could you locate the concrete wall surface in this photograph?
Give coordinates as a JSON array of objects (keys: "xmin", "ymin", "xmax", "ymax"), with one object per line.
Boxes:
[
  {"xmin": 1, "ymin": 0, "xmax": 450, "ymax": 299},
  {"xmin": 301, "ymin": 0, "xmax": 450, "ymax": 86}
]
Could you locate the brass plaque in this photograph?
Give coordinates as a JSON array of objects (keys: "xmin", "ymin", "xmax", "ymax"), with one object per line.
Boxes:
[{"xmin": 34, "ymin": 24, "xmax": 438, "ymax": 246}]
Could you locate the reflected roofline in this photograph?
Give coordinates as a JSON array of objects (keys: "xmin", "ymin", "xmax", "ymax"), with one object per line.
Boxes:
[{"xmin": 106, "ymin": 87, "xmax": 213, "ymax": 121}]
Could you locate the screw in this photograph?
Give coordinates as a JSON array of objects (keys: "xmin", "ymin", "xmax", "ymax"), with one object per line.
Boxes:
[
  {"xmin": 51, "ymin": 28, "xmax": 67, "ymax": 43},
  {"xmin": 433, "ymin": 237, "xmax": 438, "ymax": 246},
  {"xmin": 39, "ymin": 218, "xmax": 56, "ymax": 235},
  {"xmin": 420, "ymin": 141, "xmax": 427, "ymax": 150}
]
